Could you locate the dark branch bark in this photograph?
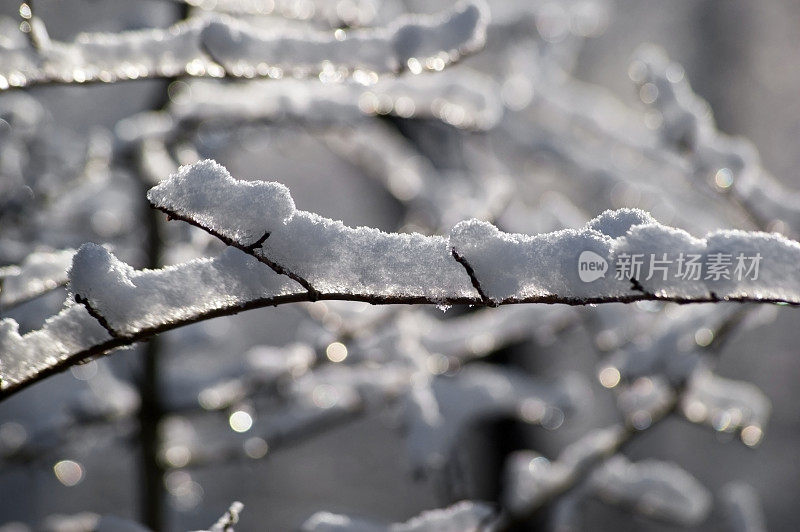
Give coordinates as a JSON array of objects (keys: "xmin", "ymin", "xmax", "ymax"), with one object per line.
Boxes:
[
  {"xmin": 74, "ymin": 294, "xmax": 121, "ymax": 338},
  {"xmin": 451, "ymin": 247, "xmax": 497, "ymax": 307}
]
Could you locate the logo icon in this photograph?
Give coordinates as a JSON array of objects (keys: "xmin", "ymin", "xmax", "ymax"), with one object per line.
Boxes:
[{"xmin": 578, "ymin": 251, "xmax": 608, "ymax": 282}]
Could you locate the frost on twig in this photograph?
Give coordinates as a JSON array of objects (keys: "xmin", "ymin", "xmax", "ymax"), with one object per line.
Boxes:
[
  {"xmin": 148, "ymin": 159, "xmax": 800, "ymax": 306},
  {"xmin": 0, "ymin": 2, "xmax": 488, "ymax": 90},
  {"xmin": 301, "ymin": 500, "xmax": 497, "ymax": 532},
  {"xmin": 0, "ymin": 248, "xmax": 74, "ymax": 310}
]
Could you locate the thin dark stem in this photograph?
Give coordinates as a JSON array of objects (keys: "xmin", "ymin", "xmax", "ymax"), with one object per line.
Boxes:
[
  {"xmin": 451, "ymin": 247, "xmax": 496, "ymax": 307},
  {"xmin": 136, "ymin": 165, "xmax": 166, "ymax": 531}
]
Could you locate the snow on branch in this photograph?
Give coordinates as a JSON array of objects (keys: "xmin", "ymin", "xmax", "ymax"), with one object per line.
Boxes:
[
  {"xmin": 594, "ymin": 301, "xmax": 771, "ymax": 446},
  {"xmin": 202, "ymin": 501, "xmax": 244, "ymax": 532},
  {"xmin": 4, "ymin": 160, "xmax": 798, "ymax": 399},
  {"xmin": 0, "ymin": 248, "xmax": 74, "ymax": 310},
  {"xmin": 0, "ymin": 305, "xmax": 111, "ymax": 395},
  {"xmin": 148, "ymin": 159, "xmax": 800, "ymax": 306},
  {"xmin": 631, "ymin": 45, "xmax": 800, "ymax": 233},
  {"xmin": 176, "ymin": 0, "xmax": 381, "ymax": 27},
  {"xmin": 519, "ymin": 451, "xmax": 712, "ymax": 528},
  {"xmin": 110, "ymin": 69, "xmax": 501, "ymax": 160},
  {"xmin": 0, "ymin": 1, "xmax": 488, "ymax": 90},
  {"xmin": 301, "ymin": 500, "xmax": 497, "ymax": 531},
  {"xmin": 509, "ymin": 454, "xmax": 713, "ymax": 528},
  {"xmin": 587, "ymin": 455, "xmax": 711, "ymax": 525},
  {"xmin": 680, "ymin": 366, "xmax": 770, "ymax": 446},
  {"xmin": 503, "ymin": 425, "xmax": 627, "ymax": 515},
  {"xmin": 0, "ymin": 247, "xmax": 305, "ymax": 397}
]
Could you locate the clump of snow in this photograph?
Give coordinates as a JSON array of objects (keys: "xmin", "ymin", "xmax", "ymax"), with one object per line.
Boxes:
[
  {"xmin": 0, "ymin": 248, "xmax": 74, "ymax": 308},
  {"xmin": 0, "ymin": 305, "xmax": 111, "ymax": 390},
  {"xmin": 681, "ymin": 367, "xmax": 770, "ymax": 443},
  {"xmin": 149, "ymin": 160, "xmax": 477, "ymax": 301},
  {"xmin": 449, "ymin": 218, "xmax": 618, "ymax": 303},
  {"xmin": 68, "ymin": 243, "xmax": 303, "ymax": 336},
  {"xmin": 403, "ymin": 364, "xmax": 585, "ymax": 473},
  {"xmin": 451, "ymin": 214, "xmax": 800, "ymax": 303},
  {"xmin": 263, "ymin": 211, "xmax": 475, "ymax": 299}
]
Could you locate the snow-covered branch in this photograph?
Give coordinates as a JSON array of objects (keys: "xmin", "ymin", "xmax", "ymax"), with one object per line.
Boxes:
[
  {"xmin": 4, "ymin": 160, "xmax": 799, "ymax": 398},
  {"xmin": 720, "ymin": 482, "xmax": 767, "ymax": 532},
  {"xmin": 0, "ymin": 1, "xmax": 488, "ymax": 90},
  {"xmin": 165, "ymin": 71, "xmax": 503, "ymax": 131},
  {"xmin": 148, "ymin": 160, "xmax": 800, "ymax": 306},
  {"xmin": 0, "ymin": 248, "xmax": 74, "ymax": 310}
]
